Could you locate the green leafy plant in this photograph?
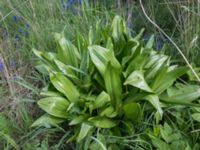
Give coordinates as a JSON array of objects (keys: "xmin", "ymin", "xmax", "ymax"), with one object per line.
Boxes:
[
  {"xmin": 32, "ymin": 16, "xmax": 200, "ymax": 149},
  {"xmin": 147, "ymin": 122, "xmax": 196, "ymax": 150}
]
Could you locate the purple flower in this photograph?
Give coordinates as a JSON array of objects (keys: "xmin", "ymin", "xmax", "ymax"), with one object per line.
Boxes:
[
  {"xmin": 156, "ymin": 40, "xmax": 163, "ymax": 50},
  {"xmin": 18, "ymin": 28, "xmax": 23, "ymax": 33},
  {"xmin": 25, "ymin": 23, "xmax": 30, "ymax": 29},
  {"xmin": 0, "ymin": 60, "xmax": 4, "ymax": 72},
  {"xmin": 15, "ymin": 35, "xmax": 20, "ymax": 41},
  {"xmin": 61, "ymin": 0, "xmax": 82, "ymax": 10},
  {"xmin": 12, "ymin": 16, "xmax": 18, "ymax": 22}
]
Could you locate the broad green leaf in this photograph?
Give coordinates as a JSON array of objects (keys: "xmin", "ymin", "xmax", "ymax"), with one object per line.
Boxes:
[
  {"xmin": 111, "ymin": 15, "xmax": 127, "ymax": 42},
  {"xmin": 151, "ymin": 66, "xmax": 188, "ymax": 94},
  {"xmin": 123, "ymin": 102, "xmax": 141, "ymax": 122},
  {"xmin": 38, "ymin": 97, "xmax": 69, "ymax": 118},
  {"xmin": 124, "ymin": 92, "xmax": 149, "ymax": 103},
  {"xmin": 90, "ymin": 91, "xmax": 110, "ymax": 111},
  {"xmin": 69, "ymin": 115, "xmax": 88, "ymax": 126},
  {"xmin": 33, "ymin": 49, "xmax": 57, "ymax": 70},
  {"xmin": 124, "ymin": 70, "xmax": 153, "ymax": 93},
  {"xmin": 89, "ymin": 26, "xmax": 95, "ymax": 45},
  {"xmin": 160, "ymin": 123, "xmax": 181, "ymax": 144},
  {"xmin": 80, "ymin": 51, "xmax": 90, "ymax": 73},
  {"xmin": 40, "ymin": 91, "xmax": 63, "ymax": 97},
  {"xmin": 170, "ymin": 140, "xmax": 187, "ymax": 150},
  {"xmin": 0, "ymin": 115, "xmax": 11, "ymax": 134},
  {"xmin": 50, "ymin": 73, "xmax": 79, "ymax": 102},
  {"xmin": 149, "ymin": 135, "xmax": 169, "ymax": 150},
  {"xmin": 89, "ymin": 134, "xmax": 107, "ymax": 150},
  {"xmin": 33, "ymin": 49, "xmax": 57, "ymax": 62},
  {"xmin": 144, "ymin": 95, "xmax": 163, "ymax": 120},
  {"xmin": 88, "ymin": 117, "xmax": 116, "ymax": 128},
  {"xmin": 160, "ymin": 123, "xmax": 173, "ymax": 143},
  {"xmin": 192, "ymin": 113, "xmax": 200, "ymax": 122},
  {"xmin": 35, "ymin": 63, "xmax": 49, "ymax": 75},
  {"xmin": 124, "ymin": 53, "xmax": 148, "ymax": 77},
  {"xmin": 145, "ymin": 54, "xmax": 168, "ymax": 69},
  {"xmin": 145, "ymin": 54, "xmax": 168, "ymax": 79},
  {"xmin": 160, "ymin": 85, "xmax": 200, "ymax": 104},
  {"xmin": 54, "ymin": 33, "xmax": 80, "ymax": 67},
  {"xmin": 106, "ymin": 37, "xmax": 114, "ymax": 51},
  {"xmin": 88, "ymin": 45, "xmax": 121, "ymax": 75},
  {"xmin": 133, "ymin": 28, "xmax": 145, "ymax": 40},
  {"xmin": 100, "ymin": 106, "xmax": 118, "ymax": 118},
  {"xmin": 54, "ymin": 59, "xmax": 78, "ymax": 80},
  {"xmin": 145, "ymin": 35, "xmax": 154, "ymax": 48},
  {"xmin": 77, "ymin": 123, "xmax": 93, "ymax": 142},
  {"xmin": 54, "ymin": 59, "xmax": 87, "ymax": 84},
  {"xmin": 42, "ymin": 52, "xmax": 57, "ymax": 62},
  {"xmin": 104, "ymin": 63, "xmax": 122, "ymax": 111},
  {"xmin": 120, "ymin": 40, "xmax": 138, "ymax": 62},
  {"xmin": 32, "ymin": 48, "xmax": 45, "ymax": 60},
  {"xmin": 31, "ymin": 114, "xmax": 65, "ymax": 127}
]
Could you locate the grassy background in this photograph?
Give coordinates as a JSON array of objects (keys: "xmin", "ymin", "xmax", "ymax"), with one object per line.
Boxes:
[{"xmin": 0, "ymin": 0, "xmax": 200, "ymax": 149}]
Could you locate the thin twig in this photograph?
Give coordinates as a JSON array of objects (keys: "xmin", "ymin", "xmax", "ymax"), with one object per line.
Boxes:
[{"xmin": 139, "ymin": 0, "xmax": 200, "ymax": 83}]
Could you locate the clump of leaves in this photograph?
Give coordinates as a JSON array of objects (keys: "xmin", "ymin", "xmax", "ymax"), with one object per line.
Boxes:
[
  {"xmin": 32, "ymin": 16, "xmax": 200, "ymax": 149},
  {"xmin": 146, "ymin": 122, "xmax": 200, "ymax": 150}
]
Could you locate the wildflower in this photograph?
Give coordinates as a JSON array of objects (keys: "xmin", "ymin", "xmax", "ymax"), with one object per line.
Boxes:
[
  {"xmin": 15, "ymin": 35, "xmax": 20, "ymax": 41},
  {"xmin": 68, "ymin": 0, "xmax": 76, "ymax": 5},
  {"xmin": 25, "ymin": 23, "xmax": 30, "ymax": 29},
  {"xmin": 156, "ymin": 39, "xmax": 163, "ymax": 50},
  {"xmin": 0, "ymin": 60, "xmax": 4, "ymax": 72},
  {"xmin": 18, "ymin": 28, "xmax": 23, "ymax": 33},
  {"xmin": 61, "ymin": 0, "xmax": 82, "ymax": 10},
  {"xmin": 12, "ymin": 15, "xmax": 18, "ymax": 22}
]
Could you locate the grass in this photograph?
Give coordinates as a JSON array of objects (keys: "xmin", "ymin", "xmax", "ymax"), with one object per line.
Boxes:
[
  {"xmin": 0, "ymin": 0, "xmax": 200, "ymax": 149},
  {"xmin": 0, "ymin": 0, "xmax": 117, "ymax": 149}
]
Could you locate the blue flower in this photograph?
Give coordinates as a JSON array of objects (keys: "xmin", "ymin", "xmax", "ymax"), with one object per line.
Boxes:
[
  {"xmin": 0, "ymin": 60, "xmax": 4, "ymax": 72},
  {"xmin": 61, "ymin": 0, "xmax": 82, "ymax": 10},
  {"xmin": 18, "ymin": 28, "xmax": 23, "ymax": 33},
  {"xmin": 156, "ymin": 40, "xmax": 163, "ymax": 50},
  {"xmin": 15, "ymin": 35, "xmax": 20, "ymax": 41},
  {"xmin": 12, "ymin": 15, "xmax": 18, "ymax": 22},
  {"xmin": 25, "ymin": 23, "xmax": 30, "ymax": 29}
]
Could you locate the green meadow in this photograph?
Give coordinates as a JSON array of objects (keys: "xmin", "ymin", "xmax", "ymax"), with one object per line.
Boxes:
[{"xmin": 0, "ymin": 0, "xmax": 200, "ymax": 149}]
